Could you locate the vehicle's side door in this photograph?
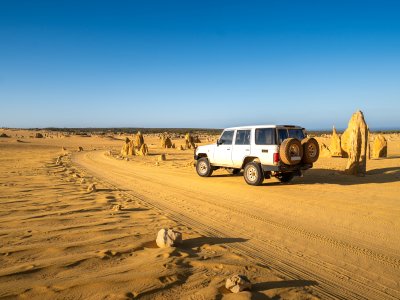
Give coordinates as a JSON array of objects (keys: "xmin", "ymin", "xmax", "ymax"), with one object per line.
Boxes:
[
  {"xmin": 277, "ymin": 128, "xmax": 288, "ymax": 144},
  {"xmin": 231, "ymin": 129, "xmax": 251, "ymax": 168},
  {"xmin": 212, "ymin": 130, "xmax": 234, "ymax": 166}
]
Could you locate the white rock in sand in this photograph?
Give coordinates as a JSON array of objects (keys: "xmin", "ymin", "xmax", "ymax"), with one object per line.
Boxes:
[
  {"xmin": 225, "ymin": 275, "xmax": 252, "ymax": 293},
  {"xmin": 156, "ymin": 229, "xmax": 182, "ymax": 248},
  {"xmin": 87, "ymin": 184, "xmax": 96, "ymax": 192},
  {"xmin": 111, "ymin": 204, "xmax": 122, "ymax": 211}
]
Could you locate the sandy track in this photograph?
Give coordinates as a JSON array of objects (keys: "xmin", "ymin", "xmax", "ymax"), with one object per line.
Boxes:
[{"xmin": 70, "ymin": 150, "xmax": 400, "ymax": 299}]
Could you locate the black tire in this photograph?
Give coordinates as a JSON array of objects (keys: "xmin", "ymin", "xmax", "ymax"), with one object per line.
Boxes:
[
  {"xmin": 244, "ymin": 162, "xmax": 264, "ymax": 186},
  {"xmin": 280, "ymin": 138, "xmax": 303, "ymax": 165},
  {"xmin": 301, "ymin": 137, "xmax": 319, "ymax": 163},
  {"xmin": 276, "ymin": 172, "xmax": 295, "ymax": 183},
  {"xmin": 226, "ymin": 168, "xmax": 241, "ymax": 175},
  {"xmin": 196, "ymin": 157, "xmax": 213, "ymax": 177}
]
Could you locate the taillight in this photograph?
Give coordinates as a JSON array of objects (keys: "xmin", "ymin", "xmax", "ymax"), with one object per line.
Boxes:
[{"xmin": 273, "ymin": 153, "xmax": 279, "ymax": 163}]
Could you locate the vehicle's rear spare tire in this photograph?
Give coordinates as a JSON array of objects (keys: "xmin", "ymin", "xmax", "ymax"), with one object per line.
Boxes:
[
  {"xmin": 279, "ymin": 138, "xmax": 303, "ymax": 165},
  {"xmin": 301, "ymin": 137, "xmax": 319, "ymax": 163}
]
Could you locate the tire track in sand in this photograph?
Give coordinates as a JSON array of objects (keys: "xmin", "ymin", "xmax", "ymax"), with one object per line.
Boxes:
[{"xmin": 70, "ymin": 151, "xmax": 400, "ymax": 300}]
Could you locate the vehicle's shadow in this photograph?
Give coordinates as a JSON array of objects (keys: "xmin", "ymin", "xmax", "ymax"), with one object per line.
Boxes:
[{"xmin": 260, "ymin": 167, "xmax": 400, "ymax": 186}]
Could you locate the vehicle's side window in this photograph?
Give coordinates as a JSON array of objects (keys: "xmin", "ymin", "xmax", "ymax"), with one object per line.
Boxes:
[
  {"xmin": 255, "ymin": 128, "xmax": 276, "ymax": 145},
  {"xmin": 219, "ymin": 130, "xmax": 234, "ymax": 145},
  {"xmin": 235, "ymin": 130, "xmax": 251, "ymax": 145},
  {"xmin": 289, "ymin": 129, "xmax": 305, "ymax": 141},
  {"xmin": 277, "ymin": 129, "xmax": 288, "ymax": 144}
]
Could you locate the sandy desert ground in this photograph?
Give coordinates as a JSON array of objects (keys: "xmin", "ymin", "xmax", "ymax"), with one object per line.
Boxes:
[{"xmin": 1, "ymin": 129, "xmax": 400, "ymax": 299}]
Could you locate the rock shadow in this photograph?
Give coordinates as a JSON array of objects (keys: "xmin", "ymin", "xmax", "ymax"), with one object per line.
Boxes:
[
  {"xmin": 181, "ymin": 237, "xmax": 248, "ymax": 249},
  {"xmin": 122, "ymin": 207, "xmax": 149, "ymax": 212},
  {"xmin": 247, "ymin": 280, "xmax": 319, "ymax": 299}
]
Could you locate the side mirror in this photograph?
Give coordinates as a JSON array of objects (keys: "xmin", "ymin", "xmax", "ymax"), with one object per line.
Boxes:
[{"xmin": 217, "ymin": 139, "xmax": 221, "ymax": 146}]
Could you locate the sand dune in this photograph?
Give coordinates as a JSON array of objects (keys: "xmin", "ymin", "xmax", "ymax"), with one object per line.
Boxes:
[{"xmin": 1, "ymin": 131, "xmax": 400, "ymax": 299}]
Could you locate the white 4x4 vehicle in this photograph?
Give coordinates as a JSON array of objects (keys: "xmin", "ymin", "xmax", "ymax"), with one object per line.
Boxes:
[{"xmin": 194, "ymin": 125, "xmax": 319, "ymax": 186}]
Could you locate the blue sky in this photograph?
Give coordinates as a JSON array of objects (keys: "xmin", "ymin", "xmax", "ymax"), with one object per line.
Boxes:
[{"xmin": 1, "ymin": 1, "xmax": 399, "ymax": 130}]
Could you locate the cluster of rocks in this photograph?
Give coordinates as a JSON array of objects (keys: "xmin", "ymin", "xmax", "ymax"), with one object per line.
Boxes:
[
  {"xmin": 318, "ymin": 111, "xmax": 389, "ymax": 176},
  {"xmin": 121, "ymin": 132, "xmax": 148, "ymax": 156},
  {"xmin": 0, "ymin": 133, "xmax": 10, "ymax": 138}
]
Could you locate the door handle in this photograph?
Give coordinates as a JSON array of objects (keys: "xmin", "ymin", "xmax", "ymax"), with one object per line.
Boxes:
[
  {"xmin": 227, "ymin": 148, "xmax": 230, "ymax": 150},
  {"xmin": 246, "ymin": 149, "xmax": 250, "ymax": 151}
]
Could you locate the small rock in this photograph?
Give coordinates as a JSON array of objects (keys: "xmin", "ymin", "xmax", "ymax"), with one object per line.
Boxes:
[
  {"xmin": 111, "ymin": 204, "xmax": 122, "ymax": 211},
  {"xmin": 158, "ymin": 154, "xmax": 166, "ymax": 161},
  {"xmin": 78, "ymin": 147, "xmax": 84, "ymax": 152},
  {"xmin": 73, "ymin": 174, "xmax": 81, "ymax": 178},
  {"xmin": 155, "ymin": 162, "xmax": 159, "ymax": 166},
  {"xmin": 156, "ymin": 229, "xmax": 182, "ymax": 248},
  {"xmin": 225, "ymin": 275, "xmax": 252, "ymax": 293},
  {"xmin": 186, "ymin": 160, "xmax": 196, "ymax": 167},
  {"xmin": 329, "ymin": 172, "xmax": 335, "ymax": 175},
  {"xmin": 139, "ymin": 143, "xmax": 148, "ymax": 155},
  {"xmin": 62, "ymin": 147, "xmax": 66, "ymax": 151},
  {"xmin": 81, "ymin": 179, "xmax": 86, "ymax": 183},
  {"xmin": 373, "ymin": 135, "xmax": 387, "ymax": 158},
  {"xmin": 56, "ymin": 159, "xmax": 62, "ymax": 165},
  {"xmin": 126, "ymin": 158, "xmax": 129, "ymax": 161},
  {"xmin": 87, "ymin": 184, "xmax": 96, "ymax": 192}
]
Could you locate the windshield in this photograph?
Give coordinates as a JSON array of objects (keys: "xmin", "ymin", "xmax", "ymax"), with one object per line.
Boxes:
[{"xmin": 219, "ymin": 130, "xmax": 234, "ymax": 145}]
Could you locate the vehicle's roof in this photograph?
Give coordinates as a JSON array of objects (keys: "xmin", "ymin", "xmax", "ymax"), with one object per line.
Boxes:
[{"xmin": 224, "ymin": 125, "xmax": 303, "ymax": 130}]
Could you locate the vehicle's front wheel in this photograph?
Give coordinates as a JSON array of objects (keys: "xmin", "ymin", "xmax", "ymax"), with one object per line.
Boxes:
[
  {"xmin": 276, "ymin": 172, "xmax": 295, "ymax": 183},
  {"xmin": 196, "ymin": 158, "xmax": 213, "ymax": 177},
  {"xmin": 244, "ymin": 162, "xmax": 264, "ymax": 186},
  {"xmin": 226, "ymin": 168, "xmax": 241, "ymax": 175}
]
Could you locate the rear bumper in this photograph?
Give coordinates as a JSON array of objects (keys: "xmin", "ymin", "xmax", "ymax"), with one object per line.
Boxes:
[{"xmin": 262, "ymin": 163, "xmax": 313, "ymax": 172}]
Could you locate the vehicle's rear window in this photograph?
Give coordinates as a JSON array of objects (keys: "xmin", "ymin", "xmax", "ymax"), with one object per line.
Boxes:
[
  {"xmin": 277, "ymin": 129, "xmax": 288, "ymax": 144},
  {"xmin": 255, "ymin": 128, "xmax": 276, "ymax": 145},
  {"xmin": 288, "ymin": 129, "xmax": 305, "ymax": 141}
]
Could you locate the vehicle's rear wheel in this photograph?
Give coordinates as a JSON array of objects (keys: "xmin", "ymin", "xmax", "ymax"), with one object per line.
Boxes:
[
  {"xmin": 244, "ymin": 162, "xmax": 264, "ymax": 186},
  {"xmin": 280, "ymin": 138, "xmax": 303, "ymax": 165},
  {"xmin": 226, "ymin": 168, "xmax": 241, "ymax": 175},
  {"xmin": 196, "ymin": 158, "xmax": 213, "ymax": 177},
  {"xmin": 301, "ymin": 138, "xmax": 319, "ymax": 163},
  {"xmin": 276, "ymin": 172, "xmax": 295, "ymax": 182}
]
